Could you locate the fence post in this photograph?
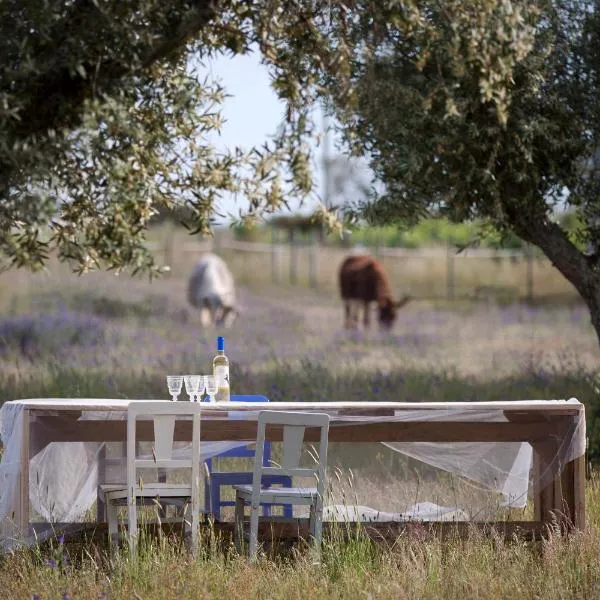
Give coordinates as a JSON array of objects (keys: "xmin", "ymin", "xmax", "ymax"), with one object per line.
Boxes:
[
  {"xmin": 271, "ymin": 225, "xmax": 280, "ymax": 284},
  {"xmin": 309, "ymin": 231, "xmax": 318, "ymax": 289},
  {"xmin": 164, "ymin": 221, "xmax": 175, "ymax": 277},
  {"xmin": 290, "ymin": 229, "xmax": 298, "ymax": 285},
  {"xmin": 526, "ymin": 243, "xmax": 534, "ymax": 304},
  {"xmin": 212, "ymin": 228, "xmax": 221, "ymax": 254},
  {"xmin": 446, "ymin": 244, "xmax": 455, "ymax": 301}
]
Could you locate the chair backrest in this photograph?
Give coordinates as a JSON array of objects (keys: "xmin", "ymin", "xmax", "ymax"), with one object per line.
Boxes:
[
  {"xmin": 251, "ymin": 411, "xmax": 330, "ymax": 501},
  {"xmin": 206, "ymin": 395, "xmax": 271, "ymax": 464},
  {"xmin": 126, "ymin": 401, "xmax": 201, "ymax": 492}
]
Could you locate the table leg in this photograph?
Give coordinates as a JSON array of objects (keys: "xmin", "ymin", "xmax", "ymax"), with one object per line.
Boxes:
[
  {"xmin": 533, "ymin": 442, "xmax": 586, "ymax": 531},
  {"xmin": 533, "ymin": 442, "xmax": 555, "ymax": 524},
  {"xmin": 564, "ymin": 454, "xmax": 586, "ymax": 530},
  {"xmin": 15, "ymin": 408, "xmax": 30, "ymax": 539},
  {"xmin": 96, "ymin": 444, "xmax": 107, "ymax": 522}
]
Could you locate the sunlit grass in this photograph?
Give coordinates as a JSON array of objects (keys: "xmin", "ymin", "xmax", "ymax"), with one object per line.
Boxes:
[{"xmin": 0, "ymin": 474, "xmax": 598, "ymax": 599}]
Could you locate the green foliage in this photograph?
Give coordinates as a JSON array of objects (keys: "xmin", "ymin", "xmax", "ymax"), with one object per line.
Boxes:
[
  {"xmin": 0, "ymin": 0, "xmax": 349, "ymax": 275},
  {"xmin": 232, "ymin": 215, "xmax": 586, "ymax": 250}
]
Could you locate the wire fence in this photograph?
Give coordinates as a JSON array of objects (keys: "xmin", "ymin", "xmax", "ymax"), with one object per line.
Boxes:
[{"xmin": 152, "ymin": 232, "xmax": 579, "ymax": 303}]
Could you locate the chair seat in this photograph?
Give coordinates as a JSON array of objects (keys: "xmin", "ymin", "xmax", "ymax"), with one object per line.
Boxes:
[
  {"xmin": 99, "ymin": 483, "xmax": 192, "ymax": 505},
  {"xmin": 234, "ymin": 484, "xmax": 318, "ymax": 505}
]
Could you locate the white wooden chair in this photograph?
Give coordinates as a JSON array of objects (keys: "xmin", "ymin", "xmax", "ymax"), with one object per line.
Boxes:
[
  {"xmin": 98, "ymin": 401, "xmax": 202, "ymax": 556},
  {"xmin": 233, "ymin": 410, "xmax": 330, "ymax": 561}
]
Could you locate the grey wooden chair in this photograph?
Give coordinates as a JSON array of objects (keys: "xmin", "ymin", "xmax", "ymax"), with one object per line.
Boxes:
[{"xmin": 233, "ymin": 410, "xmax": 330, "ymax": 561}]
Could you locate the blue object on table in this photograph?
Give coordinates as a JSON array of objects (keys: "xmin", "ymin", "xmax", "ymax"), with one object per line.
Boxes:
[{"xmin": 203, "ymin": 394, "xmax": 293, "ymax": 520}]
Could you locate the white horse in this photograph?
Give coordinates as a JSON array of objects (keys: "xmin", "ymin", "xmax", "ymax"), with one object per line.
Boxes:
[{"xmin": 187, "ymin": 253, "xmax": 238, "ymax": 327}]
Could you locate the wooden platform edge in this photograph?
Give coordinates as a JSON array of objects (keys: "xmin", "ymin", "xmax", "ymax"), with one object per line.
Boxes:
[{"xmin": 28, "ymin": 519, "xmax": 555, "ymax": 546}]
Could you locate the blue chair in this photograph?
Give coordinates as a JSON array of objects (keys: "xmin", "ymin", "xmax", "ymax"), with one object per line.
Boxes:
[{"xmin": 203, "ymin": 395, "xmax": 293, "ymax": 521}]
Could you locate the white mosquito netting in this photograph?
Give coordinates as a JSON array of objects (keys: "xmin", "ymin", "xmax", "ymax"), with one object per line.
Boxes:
[{"xmin": 0, "ymin": 398, "xmax": 586, "ymax": 548}]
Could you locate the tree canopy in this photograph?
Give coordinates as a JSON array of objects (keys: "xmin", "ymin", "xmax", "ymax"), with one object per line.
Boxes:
[
  {"xmin": 304, "ymin": 0, "xmax": 600, "ymax": 345},
  {"xmin": 0, "ymin": 0, "xmax": 338, "ymax": 275}
]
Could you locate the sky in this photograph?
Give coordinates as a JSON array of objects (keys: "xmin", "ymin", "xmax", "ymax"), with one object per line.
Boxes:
[{"xmin": 199, "ymin": 52, "xmax": 330, "ymax": 223}]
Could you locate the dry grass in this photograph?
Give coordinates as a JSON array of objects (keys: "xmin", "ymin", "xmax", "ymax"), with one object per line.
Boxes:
[{"xmin": 0, "ymin": 475, "xmax": 598, "ymax": 599}]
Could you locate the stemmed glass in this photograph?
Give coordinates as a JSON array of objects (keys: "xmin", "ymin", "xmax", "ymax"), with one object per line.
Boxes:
[
  {"xmin": 184, "ymin": 375, "xmax": 202, "ymax": 402},
  {"xmin": 166, "ymin": 375, "xmax": 183, "ymax": 401},
  {"xmin": 205, "ymin": 375, "xmax": 218, "ymax": 403},
  {"xmin": 195, "ymin": 375, "xmax": 206, "ymax": 403}
]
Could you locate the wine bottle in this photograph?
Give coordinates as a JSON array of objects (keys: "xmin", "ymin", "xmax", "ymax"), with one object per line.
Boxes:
[{"xmin": 212, "ymin": 336, "xmax": 230, "ymax": 403}]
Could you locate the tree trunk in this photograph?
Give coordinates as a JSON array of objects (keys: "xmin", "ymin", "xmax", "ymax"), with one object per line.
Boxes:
[{"xmin": 511, "ymin": 217, "xmax": 600, "ymax": 350}]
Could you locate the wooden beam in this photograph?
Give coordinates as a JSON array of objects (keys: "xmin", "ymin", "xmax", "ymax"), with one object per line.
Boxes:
[
  {"xmin": 42, "ymin": 519, "xmax": 551, "ymax": 546},
  {"xmin": 33, "ymin": 417, "xmax": 565, "ymax": 444}
]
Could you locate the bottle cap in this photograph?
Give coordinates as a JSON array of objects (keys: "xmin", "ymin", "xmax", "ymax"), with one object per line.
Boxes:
[{"xmin": 217, "ymin": 336, "xmax": 224, "ymax": 351}]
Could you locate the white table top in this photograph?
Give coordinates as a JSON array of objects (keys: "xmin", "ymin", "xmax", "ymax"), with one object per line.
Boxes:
[{"xmin": 3, "ymin": 397, "xmax": 584, "ymax": 413}]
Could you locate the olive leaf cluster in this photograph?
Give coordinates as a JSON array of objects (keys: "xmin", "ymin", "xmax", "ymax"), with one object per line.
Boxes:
[{"xmin": 0, "ymin": 0, "xmax": 338, "ymax": 275}]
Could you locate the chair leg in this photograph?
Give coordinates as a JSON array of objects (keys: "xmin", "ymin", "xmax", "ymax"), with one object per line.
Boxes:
[
  {"xmin": 106, "ymin": 499, "xmax": 119, "ymax": 547},
  {"xmin": 212, "ymin": 483, "xmax": 221, "ymax": 521},
  {"xmin": 190, "ymin": 501, "xmax": 199, "ymax": 556},
  {"xmin": 204, "ymin": 469, "xmax": 211, "ymax": 519},
  {"xmin": 262, "ymin": 502, "xmax": 271, "ymax": 517},
  {"xmin": 310, "ymin": 501, "xmax": 323, "ymax": 562},
  {"xmin": 234, "ymin": 494, "xmax": 245, "ymax": 553},
  {"xmin": 249, "ymin": 505, "xmax": 259, "ymax": 561},
  {"xmin": 128, "ymin": 499, "xmax": 138, "ymax": 557}
]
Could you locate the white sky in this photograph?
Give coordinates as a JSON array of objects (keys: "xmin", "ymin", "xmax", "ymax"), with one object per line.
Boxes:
[{"xmin": 200, "ymin": 51, "xmax": 330, "ymax": 223}]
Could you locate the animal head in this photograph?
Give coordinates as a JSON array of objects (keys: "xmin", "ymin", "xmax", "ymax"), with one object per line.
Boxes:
[{"xmin": 377, "ymin": 295, "xmax": 411, "ymax": 331}]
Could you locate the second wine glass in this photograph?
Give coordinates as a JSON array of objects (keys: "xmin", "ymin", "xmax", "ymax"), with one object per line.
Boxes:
[
  {"xmin": 184, "ymin": 375, "xmax": 201, "ymax": 402},
  {"xmin": 205, "ymin": 375, "xmax": 218, "ymax": 403}
]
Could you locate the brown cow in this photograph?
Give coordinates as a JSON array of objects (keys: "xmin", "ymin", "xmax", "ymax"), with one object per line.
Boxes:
[{"xmin": 339, "ymin": 255, "xmax": 411, "ymax": 330}]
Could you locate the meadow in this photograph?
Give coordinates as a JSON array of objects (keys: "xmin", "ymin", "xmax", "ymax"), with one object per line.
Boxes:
[{"xmin": 0, "ymin": 251, "xmax": 599, "ymax": 599}]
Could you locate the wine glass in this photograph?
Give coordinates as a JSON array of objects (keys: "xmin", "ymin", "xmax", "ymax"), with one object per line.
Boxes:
[
  {"xmin": 205, "ymin": 375, "xmax": 218, "ymax": 403},
  {"xmin": 184, "ymin": 375, "xmax": 201, "ymax": 402},
  {"xmin": 166, "ymin": 375, "xmax": 183, "ymax": 401},
  {"xmin": 195, "ymin": 375, "xmax": 206, "ymax": 402}
]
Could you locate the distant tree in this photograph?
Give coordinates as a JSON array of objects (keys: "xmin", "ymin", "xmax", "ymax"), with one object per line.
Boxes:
[
  {"xmin": 324, "ymin": 154, "xmax": 372, "ymax": 218},
  {"xmin": 300, "ymin": 0, "xmax": 600, "ymax": 347}
]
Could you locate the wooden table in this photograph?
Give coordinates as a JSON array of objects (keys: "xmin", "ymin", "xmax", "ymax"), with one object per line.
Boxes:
[{"xmin": 6, "ymin": 399, "xmax": 586, "ymax": 543}]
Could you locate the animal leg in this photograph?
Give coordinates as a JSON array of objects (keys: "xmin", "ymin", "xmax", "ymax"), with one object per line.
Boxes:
[
  {"xmin": 199, "ymin": 307, "xmax": 211, "ymax": 327},
  {"xmin": 363, "ymin": 301, "xmax": 371, "ymax": 329},
  {"xmin": 344, "ymin": 301, "xmax": 352, "ymax": 329},
  {"xmin": 350, "ymin": 300, "xmax": 360, "ymax": 329},
  {"xmin": 221, "ymin": 307, "xmax": 237, "ymax": 328}
]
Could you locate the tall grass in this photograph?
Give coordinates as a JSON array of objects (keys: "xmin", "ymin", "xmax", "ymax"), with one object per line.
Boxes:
[{"xmin": 2, "ymin": 475, "xmax": 600, "ymax": 599}]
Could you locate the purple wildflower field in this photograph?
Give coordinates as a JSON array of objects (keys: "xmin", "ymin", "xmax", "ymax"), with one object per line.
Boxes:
[{"xmin": 0, "ymin": 263, "xmax": 596, "ymax": 384}]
